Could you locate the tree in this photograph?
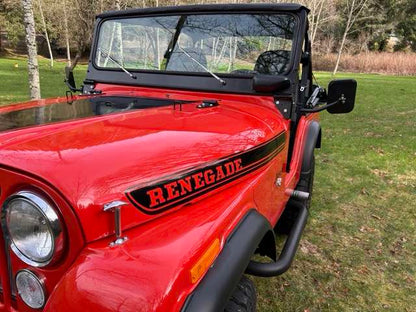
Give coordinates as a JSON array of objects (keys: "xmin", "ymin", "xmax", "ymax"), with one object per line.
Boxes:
[
  {"xmin": 37, "ymin": 0, "xmax": 53, "ymax": 67},
  {"xmin": 307, "ymin": 0, "xmax": 327, "ymax": 46},
  {"xmin": 0, "ymin": 0, "xmax": 25, "ymax": 49},
  {"xmin": 395, "ymin": 0, "xmax": 416, "ymax": 51},
  {"xmin": 63, "ymin": 0, "xmax": 71, "ymax": 65},
  {"xmin": 21, "ymin": 0, "xmax": 41, "ymax": 99},
  {"xmin": 333, "ymin": 0, "xmax": 370, "ymax": 75}
]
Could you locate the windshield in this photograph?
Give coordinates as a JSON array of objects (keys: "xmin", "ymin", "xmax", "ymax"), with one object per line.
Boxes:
[{"xmin": 95, "ymin": 13, "xmax": 296, "ymax": 76}]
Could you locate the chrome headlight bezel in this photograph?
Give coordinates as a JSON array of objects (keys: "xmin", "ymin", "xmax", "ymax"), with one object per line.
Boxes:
[{"xmin": 3, "ymin": 191, "xmax": 64, "ymax": 267}]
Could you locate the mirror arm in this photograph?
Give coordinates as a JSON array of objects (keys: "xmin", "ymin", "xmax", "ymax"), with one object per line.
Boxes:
[
  {"xmin": 64, "ymin": 53, "xmax": 83, "ymax": 92},
  {"xmin": 70, "ymin": 54, "xmax": 81, "ymax": 71},
  {"xmin": 64, "ymin": 80, "xmax": 82, "ymax": 93},
  {"xmin": 300, "ymin": 99, "xmax": 340, "ymax": 113}
]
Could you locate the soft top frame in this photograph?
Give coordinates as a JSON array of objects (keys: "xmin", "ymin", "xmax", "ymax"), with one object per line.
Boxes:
[
  {"xmin": 86, "ymin": 3, "xmax": 309, "ymax": 98},
  {"xmin": 97, "ymin": 3, "xmax": 309, "ymax": 19}
]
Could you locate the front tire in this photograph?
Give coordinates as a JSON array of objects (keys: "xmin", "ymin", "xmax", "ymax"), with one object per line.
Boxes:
[{"xmin": 224, "ymin": 276, "xmax": 256, "ymax": 312}]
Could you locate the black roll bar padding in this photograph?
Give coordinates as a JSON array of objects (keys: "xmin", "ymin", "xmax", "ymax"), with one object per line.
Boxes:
[{"xmin": 245, "ymin": 200, "xmax": 308, "ymax": 277}]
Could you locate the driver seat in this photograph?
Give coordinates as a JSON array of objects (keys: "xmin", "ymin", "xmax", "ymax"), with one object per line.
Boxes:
[{"xmin": 254, "ymin": 50, "xmax": 291, "ymax": 75}]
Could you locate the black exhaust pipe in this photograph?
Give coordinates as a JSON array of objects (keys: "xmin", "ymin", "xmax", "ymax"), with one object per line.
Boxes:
[{"xmin": 246, "ymin": 201, "xmax": 308, "ymax": 277}]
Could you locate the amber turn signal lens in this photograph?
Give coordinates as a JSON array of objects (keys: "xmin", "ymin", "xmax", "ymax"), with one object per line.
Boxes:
[{"xmin": 190, "ymin": 238, "xmax": 220, "ymax": 284}]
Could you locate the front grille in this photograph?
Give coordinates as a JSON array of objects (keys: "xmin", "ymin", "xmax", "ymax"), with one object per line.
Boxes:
[{"xmin": 0, "ymin": 224, "xmax": 14, "ymax": 311}]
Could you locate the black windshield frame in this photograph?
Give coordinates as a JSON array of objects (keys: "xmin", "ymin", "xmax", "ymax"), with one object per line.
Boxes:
[
  {"xmin": 86, "ymin": 4, "xmax": 309, "ymax": 95},
  {"xmin": 93, "ymin": 13, "xmax": 298, "ymax": 76}
]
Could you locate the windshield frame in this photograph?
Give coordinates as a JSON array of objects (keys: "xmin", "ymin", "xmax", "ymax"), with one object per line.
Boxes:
[{"xmin": 86, "ymin": 4, "xmax": 308, "ymax": 95}]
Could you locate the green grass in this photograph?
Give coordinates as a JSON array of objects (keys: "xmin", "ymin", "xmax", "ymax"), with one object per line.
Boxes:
[
  {"xmin": 0, "ymin": 56, "xmax": 87, "ymax": 106},
  {"xmin": 1, "ymin": 57, "xmax": 415, "ymax": 311},
  {"xmin": 255, "ymin": 73, "xmax": 416, "ymax": 311}
]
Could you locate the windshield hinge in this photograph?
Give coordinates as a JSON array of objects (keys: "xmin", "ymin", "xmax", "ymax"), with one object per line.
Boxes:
[{"xmin": 82, "ymin": 79, "xmax": 102, "ymax": 95}]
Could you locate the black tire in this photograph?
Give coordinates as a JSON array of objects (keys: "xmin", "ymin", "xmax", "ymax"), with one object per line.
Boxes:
[
  {"xmin": 275, "ymin": 155, "xmax": 315, "ymax": 234},
  {"xmin": 224, "ymin": 276, "xmax": 256, "ymax": 312}
]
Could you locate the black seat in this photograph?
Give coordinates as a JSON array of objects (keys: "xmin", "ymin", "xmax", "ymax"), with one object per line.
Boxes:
[
  {"xmin": 254, "ymin": 50, "xmax": 291, "ymax": 75},
  {"xmin": 166, "ymin": 47, "xmax": 207, "ymax": 72}
]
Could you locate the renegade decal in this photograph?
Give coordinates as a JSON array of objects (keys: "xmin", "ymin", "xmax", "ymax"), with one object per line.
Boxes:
[{"xmin": 126, "ymin": 132, "xmax": 286, "ymax": 214}]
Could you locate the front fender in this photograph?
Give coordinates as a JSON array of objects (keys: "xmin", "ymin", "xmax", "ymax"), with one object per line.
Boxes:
[
  {"xmin": 44, "ymin": 181, "xmax": 261, "ymax": 312},
  {"xmin": 285, "ymin": 116, "xmax": 321, "ymax": 190},
  {"xmin": 182, "ymin": 210, "xmax": 271, "ymax": 311}
]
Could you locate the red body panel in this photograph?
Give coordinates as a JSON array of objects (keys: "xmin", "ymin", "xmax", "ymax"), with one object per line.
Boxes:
[{"xmin": 0, "ymin": 84, "xmax": 318, "ymax": 311}]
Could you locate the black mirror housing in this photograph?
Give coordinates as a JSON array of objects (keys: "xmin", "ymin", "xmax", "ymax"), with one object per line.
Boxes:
[{"xmin": 327, "ymin": 79, "xmax": 357, "ymax": 114}]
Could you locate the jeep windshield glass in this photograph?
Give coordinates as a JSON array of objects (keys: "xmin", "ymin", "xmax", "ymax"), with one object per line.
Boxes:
[{"xmin": 95, "ymin": 14, "xmax": 296, "ymax": 76}]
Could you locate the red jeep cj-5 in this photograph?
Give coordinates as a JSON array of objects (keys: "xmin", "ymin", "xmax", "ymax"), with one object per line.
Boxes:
[{"xmin": 0, "ymin": 3, "xmax": 356, "ymax": 312}]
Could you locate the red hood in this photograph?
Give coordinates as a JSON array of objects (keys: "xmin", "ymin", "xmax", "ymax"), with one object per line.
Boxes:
[{"xmin": 0, "ymin": 94, "xmax": 286, "ymax": 242}]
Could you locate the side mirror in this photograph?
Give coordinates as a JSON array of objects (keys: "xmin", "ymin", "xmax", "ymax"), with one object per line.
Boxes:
[
  {"xmin": 327, "ymin": 79, "xmax": 357, "ymax": 114},
  {"xmin": 253, "ymin": 75, "xmax": 291, "ymax": 93},
  {"xmin": 64, "ymin": 54, "xmax": 81, "ymax": 92}
]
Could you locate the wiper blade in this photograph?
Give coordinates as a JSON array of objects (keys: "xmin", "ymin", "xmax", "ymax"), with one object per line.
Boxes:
[
  {"xmin": 98, "ymin": 48, "xmax": 137, "ymax": 80},
  {"xmin": 175, "ymin": 44, "xmax": 226, "ymax": 86}
]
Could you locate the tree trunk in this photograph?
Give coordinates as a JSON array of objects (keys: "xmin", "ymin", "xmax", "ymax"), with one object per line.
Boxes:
[
  {"xmin": 22, "ymin": 0, "xmax": 41, "ymax": 100},
  {"xmin": 333, "ymin": 25, "xmax": 348, "ymax": 75},
  {"xmin": 227, "ymin": 37, "xmax": 237, "ymax": 72},
  {"xmin": 37, "ymin": 0, "xmax": 53, "ymax": 67},
  {"xmin": 63, "ymin": 0, "xmax": 71, "ymax": 66},
  {"xmin": 311, "ymin": 0, "xmax": 325, "ymax": 47},
  {"xmin": 155, "ymin": 28, "xmax": 160, "ymax": 69},
  {"xmin": 114, "ymin": 0, "xmax": 124, "ymax": 65},
  {"xmin": 155, "ymin": 0, "xmax": 160, "ymax": 69},
  {"xmin": 214, "ymin": 38, "xmax": 227, "ymax": 67},
  {"xmin": 333, "ymin": 0, "xmax": 355, "ymax": 76}
]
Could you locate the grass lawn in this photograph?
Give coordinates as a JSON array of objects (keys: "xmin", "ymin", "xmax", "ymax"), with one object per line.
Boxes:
[
  {"xmin": 0, "ymin": 56, "xmax": 87, "ymax": 106},
  {"xmin": 255, "ymin": 73, "xmax": 416, "ymax": 311},
  {"xmin": 1, "ymin": 57, "xmax": 415, "ymax": 311}
]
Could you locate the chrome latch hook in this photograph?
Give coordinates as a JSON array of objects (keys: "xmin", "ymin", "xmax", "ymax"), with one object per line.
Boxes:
[{"xmin": 103, "ymin": 201, "xmax": 129, "ymax": 247}]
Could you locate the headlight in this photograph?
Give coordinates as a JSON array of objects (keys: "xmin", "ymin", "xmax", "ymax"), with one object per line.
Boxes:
[
  {"xmin": 3, "ymin": 191, "xmax": 63, "ymax": 267},
  {"xmin": 16, "ymin": 270, "xmax": 46, "ymax": 309}
]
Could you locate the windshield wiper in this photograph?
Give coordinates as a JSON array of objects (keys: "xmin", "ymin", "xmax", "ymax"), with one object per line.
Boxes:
[
  {"xmin": 98, "ymin": 48, "xmax": 137, "ymax": 80},
  {"xmin": 175, "ymin": 44, "xmax": 226, "ymax": 86},
  {"xmin": 156, "ymin": 19, "xmax": 226, "ymax": 86}
]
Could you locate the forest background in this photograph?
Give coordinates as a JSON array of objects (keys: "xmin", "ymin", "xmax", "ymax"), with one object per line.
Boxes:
[{"xmin": 1, "ymin": 0, "xmax": 415, "ymax": 76}]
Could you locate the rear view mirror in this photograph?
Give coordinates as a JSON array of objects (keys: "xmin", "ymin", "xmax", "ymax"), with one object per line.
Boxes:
[{"xmin": 327, "ymin": 79, "xmax": 357, "ymax": 114}]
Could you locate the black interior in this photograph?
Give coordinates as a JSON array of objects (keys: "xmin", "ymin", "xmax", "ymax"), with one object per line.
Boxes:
[{"xmin": 254, "ymin": 50, "xmax": 291, "ymax": 75}]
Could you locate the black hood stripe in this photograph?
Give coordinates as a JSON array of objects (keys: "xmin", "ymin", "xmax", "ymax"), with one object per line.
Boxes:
[{"xmin": 126, "ymin": 132, "xmax": 286, "ymax": 215}]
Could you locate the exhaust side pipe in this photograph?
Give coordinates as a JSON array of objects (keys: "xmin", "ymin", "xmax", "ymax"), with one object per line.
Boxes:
[
  {"xmin": 246, "ymin": 201, "xmax": 308, "ymax": 277},
  {"xmin": 292, "ymin": 190, "xmax": 310, "ymax": 201},
  {"xmin": 285, "ymin": 189, "xmax": 310, "ymax": 201}
]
